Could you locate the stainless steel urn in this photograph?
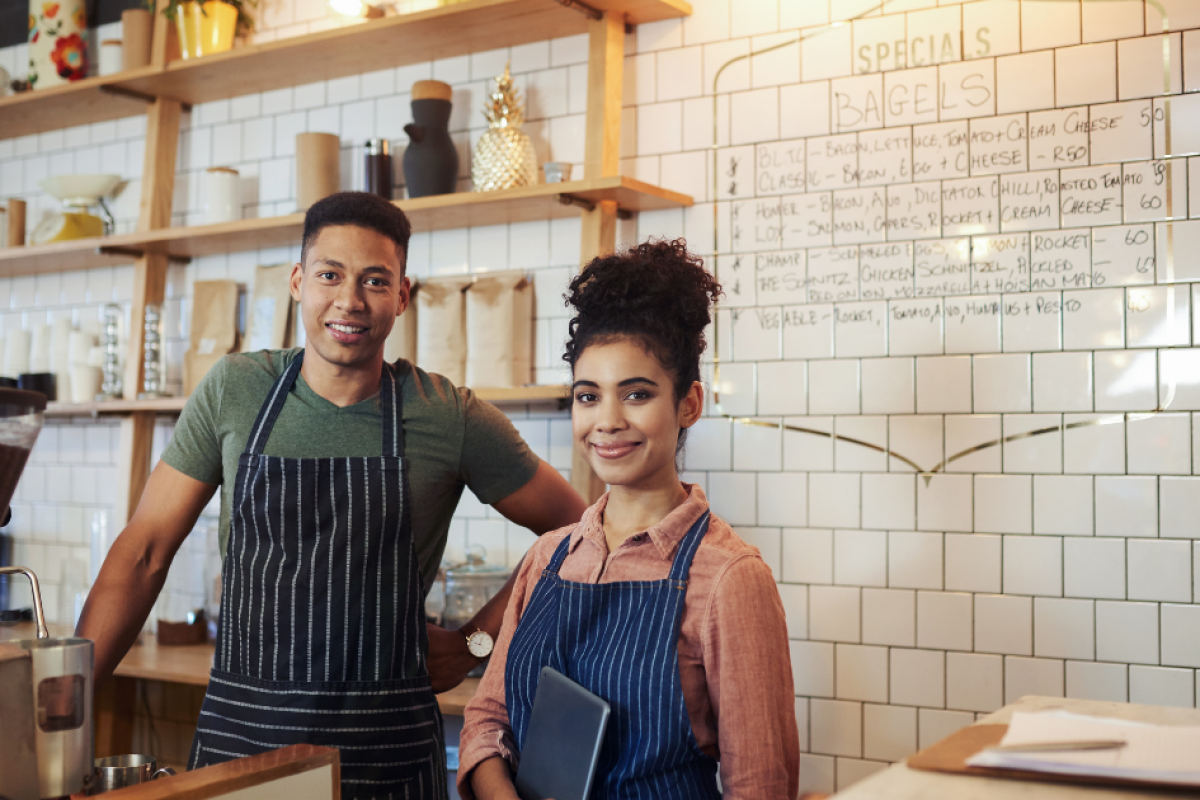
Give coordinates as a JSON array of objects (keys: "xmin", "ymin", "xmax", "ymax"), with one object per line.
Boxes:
[{"xmin": 2, "ymin": 566, "xmax": 95, "ymax": 799}]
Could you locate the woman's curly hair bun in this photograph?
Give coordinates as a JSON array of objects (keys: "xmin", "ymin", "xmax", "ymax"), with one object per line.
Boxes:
[{"xmin": 563, "ymin": 238, "xmax": 722, "ymax": 403}]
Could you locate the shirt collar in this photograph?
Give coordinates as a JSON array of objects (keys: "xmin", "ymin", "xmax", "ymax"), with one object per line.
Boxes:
[{"xmin": 569, "ymin": 483, "xmax": 711, "ymax": 561}]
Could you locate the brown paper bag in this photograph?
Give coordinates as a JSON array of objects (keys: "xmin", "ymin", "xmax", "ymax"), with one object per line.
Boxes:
[
  {"xmin": 465, "ymin": 271, "xmax": 532, "ymax": 388},
  {"xmin": 383, "ymin": 279, "xmax": 418, "ymax": 365},
  {"xmin": 185, "ymin": 280, "xmax": 239, "ymax": 396},
  {"xmin": 245, "ymin": 264, "xmax": 296, "ymax": 352},
  {"xmin": 416, "ymin": 276, "xmax": 471, "ymax": 385}
]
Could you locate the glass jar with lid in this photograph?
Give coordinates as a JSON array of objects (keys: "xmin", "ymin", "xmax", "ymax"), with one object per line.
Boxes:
[{"xmin": 441, "ymin": 545, "xmax": 510, "ymax": 632}]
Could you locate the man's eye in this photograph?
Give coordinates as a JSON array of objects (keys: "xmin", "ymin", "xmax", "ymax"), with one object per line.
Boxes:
[{"xmin": 318, "ymin": 271, "xmax": 337, "ymax": 280}]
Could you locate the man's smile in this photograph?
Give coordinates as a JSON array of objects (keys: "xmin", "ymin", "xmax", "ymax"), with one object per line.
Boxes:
[{"xmin": 325, "ymin": 320, "xmax": 370, "ymax": 343}]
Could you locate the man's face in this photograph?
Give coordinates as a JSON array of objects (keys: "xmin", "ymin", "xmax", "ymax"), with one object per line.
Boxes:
[{"xmin": 290, "ymin": 224, "xmax": 410, "ymax": 373}]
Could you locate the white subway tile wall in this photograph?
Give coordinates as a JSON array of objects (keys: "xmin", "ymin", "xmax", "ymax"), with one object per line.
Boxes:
[{"xmin": 5, "ymin": 0, "xmax": 1200, "ymax": 792}]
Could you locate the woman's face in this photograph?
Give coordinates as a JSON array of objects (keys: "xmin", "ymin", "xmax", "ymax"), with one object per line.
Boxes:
[{"xmin": 571, "ymin": 337, "xmax": 703, "ymax": 490}]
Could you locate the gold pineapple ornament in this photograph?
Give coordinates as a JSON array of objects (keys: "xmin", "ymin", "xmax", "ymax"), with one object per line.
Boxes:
[{"xmin": 472, "ymin": 62, "xmax": 537, "ymax": 192}]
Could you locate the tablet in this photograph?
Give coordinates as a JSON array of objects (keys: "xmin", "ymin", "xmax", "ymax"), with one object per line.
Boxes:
[{"xmin": 514, "ymin": 666, "xmax": 611, "ymax": 800}]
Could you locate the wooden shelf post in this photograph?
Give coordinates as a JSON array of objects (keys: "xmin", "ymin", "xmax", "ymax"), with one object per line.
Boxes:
[
  {"xmin": 116, "ymin": 0, "xmax": 182, "ymax": 525},
  {"xmin": 571, "ymin": 10, "xmax": 627, "ymax": 504}
]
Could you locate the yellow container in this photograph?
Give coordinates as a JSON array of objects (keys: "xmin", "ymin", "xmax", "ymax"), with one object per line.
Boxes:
[{"xmin": 175, "ymin": 1, "xmax": 237, "ymax": 60}]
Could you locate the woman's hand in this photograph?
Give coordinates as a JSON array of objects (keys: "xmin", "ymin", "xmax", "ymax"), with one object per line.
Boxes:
[{"xmin": 470, "ymin": 756, "xmax": 523, "ymax": 800}]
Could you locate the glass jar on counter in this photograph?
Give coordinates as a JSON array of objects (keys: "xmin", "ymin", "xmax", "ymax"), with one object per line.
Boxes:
[{"xmin": 441, "ymin": 546, "xmax": 510, "ymax": 632}]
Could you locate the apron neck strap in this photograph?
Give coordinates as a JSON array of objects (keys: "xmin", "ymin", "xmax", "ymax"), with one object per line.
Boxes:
[
  {"xmin": 667, "ymin": 510, "xmax": 710, "ymax": 582},
  {"xmin": 244, "ymin": 351, "xmax": 402, "ymax": 457}
]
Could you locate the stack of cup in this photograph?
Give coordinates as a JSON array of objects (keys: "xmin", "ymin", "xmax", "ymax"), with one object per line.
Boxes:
[
  {"xmin": 68, "ymin": 331, "xmax": 101, "ymax": 403},
  {"xmin": 51, "ymin": 318, "xmax": 74, "ymax": 403},
  {"xmin": 4, "ymin": 330, "xmax": 31, "ymax": 379}
]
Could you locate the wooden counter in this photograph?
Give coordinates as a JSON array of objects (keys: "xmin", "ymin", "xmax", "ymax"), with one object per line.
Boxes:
[{"xmin": 0, "ymin": 623, "xmax": 480, "ymax": 713}]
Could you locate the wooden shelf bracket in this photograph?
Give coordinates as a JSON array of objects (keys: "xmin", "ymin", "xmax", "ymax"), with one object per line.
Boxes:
[
  {"xmin": 97, "ymin": 83, "xmax": 183, "ymax": 109},
  {"xmin": 97, "ymin": 244, "xmax": 191, "ymax": 264},
  {"xmin": 553, "ymin": 0, "xmax": 602, "ymax": 20},
  {"xmin": 557, "ymin": 192, "xmax": 633, "ymax": 219}
]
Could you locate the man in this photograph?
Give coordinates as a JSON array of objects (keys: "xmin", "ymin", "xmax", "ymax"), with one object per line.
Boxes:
[{"xmin": 77, "ymin": 192, "xmax": 587, "ymax": 799}]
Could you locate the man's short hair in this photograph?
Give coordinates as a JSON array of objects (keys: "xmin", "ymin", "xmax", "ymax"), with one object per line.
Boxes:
[{"xmin": 300, "ymin": 192, "xmax": 412, "ymax": 273}]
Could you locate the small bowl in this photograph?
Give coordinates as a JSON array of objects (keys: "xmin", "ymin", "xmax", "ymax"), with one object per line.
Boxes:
[{"xmin": 39, "ymin": 175, "xmax": 122, "ymax": 208}]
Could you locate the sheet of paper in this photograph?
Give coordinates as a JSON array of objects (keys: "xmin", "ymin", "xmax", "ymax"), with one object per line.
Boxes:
[{"xmin": 967, "ymin": 711, "xmax": 1200, "ymax": 786}]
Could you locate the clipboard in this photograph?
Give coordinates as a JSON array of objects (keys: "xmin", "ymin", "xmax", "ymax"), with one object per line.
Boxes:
[{"xmin": 908, "ymin": 724, "xmax": 1200, "ymax": 792}]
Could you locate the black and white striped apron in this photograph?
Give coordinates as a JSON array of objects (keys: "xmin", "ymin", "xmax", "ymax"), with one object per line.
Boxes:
[{"xmin": 189, "ymin": 353, "xmax": 447, "ymax": 800}]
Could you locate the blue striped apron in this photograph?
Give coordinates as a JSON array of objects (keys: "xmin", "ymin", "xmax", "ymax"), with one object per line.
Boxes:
[
  {"xmin": 505, "ymin": 511, "xmax": 721, "ymax": 799},
  {"xmin": 189, "ymin": 353, "xmax": 447, "ymax": 800}
]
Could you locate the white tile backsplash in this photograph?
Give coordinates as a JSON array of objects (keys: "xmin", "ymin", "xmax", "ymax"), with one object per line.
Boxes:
[{"xmin": 6, "ymin": 8, "xmax": 1200, "ymax": 788}]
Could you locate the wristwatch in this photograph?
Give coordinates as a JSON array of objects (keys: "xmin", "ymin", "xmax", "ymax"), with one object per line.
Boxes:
[{"xmin": 464, "ymin": 627, "xmax": 494, "ymax": 659}]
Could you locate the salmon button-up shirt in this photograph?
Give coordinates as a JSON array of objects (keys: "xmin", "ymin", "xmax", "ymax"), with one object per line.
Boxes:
[{"xmin": 457, "ymin": 484, "xmax": 799, "ymax": 800}]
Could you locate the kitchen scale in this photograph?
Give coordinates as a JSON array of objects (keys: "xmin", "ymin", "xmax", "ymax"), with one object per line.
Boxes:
[{"xmin": 31, "ymin": 174, "xmax": 121, "ymax": 245}]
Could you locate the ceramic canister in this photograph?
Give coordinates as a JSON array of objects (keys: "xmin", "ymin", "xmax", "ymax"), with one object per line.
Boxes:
[
  {"xmin": 28, "ymin": 0, "xmax": 88, "ymax": 90},
  {"xmin": 205, "ymin": 167, "xmax": 240, "ymax": 224}
]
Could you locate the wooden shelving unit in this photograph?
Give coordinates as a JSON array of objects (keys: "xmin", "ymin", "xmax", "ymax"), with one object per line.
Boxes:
[
  {"xmin": 0, "ymin": 0, "xmax": 690, "ymax": 141},
  {"xmin": 0, "ymin": 177, "xmax": 691, "ymax": 278},
  {"xmin": 2, "ymin": 0, "xmax": 686, "ymax": 524},
  {"xmin": 44, "ymin": 385, "xmax": 566, "ymax": 417}
]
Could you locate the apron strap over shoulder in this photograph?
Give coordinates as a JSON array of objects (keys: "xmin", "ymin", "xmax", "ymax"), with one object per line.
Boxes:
[
  {"xmin": 382, "ymin": 362, "xmax": 403, "ymax": 459},
  {"xmin": 667, "ymin": 510, "xmax": 710, "ymax": 582},
  {"xmin": 246, "ymin": 353, "xmax": 305, "ymax": 456}
]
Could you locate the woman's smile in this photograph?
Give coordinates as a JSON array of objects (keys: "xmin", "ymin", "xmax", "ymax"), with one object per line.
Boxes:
[{"xmin": 590, "ymin": 440, "xmax": 643, "ymax": 459}]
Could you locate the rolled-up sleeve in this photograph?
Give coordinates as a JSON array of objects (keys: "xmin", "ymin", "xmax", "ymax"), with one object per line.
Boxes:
[
  {"xmin": 456, "ymin": 549, "xmax": 540, "ymax": 800},
  {"xmin": 705, "ymin": 554, "xmax": 800, "ymax": 800}
]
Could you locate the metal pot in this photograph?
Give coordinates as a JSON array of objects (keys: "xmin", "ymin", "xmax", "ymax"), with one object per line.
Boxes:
[{"xmin": 0, "ymin": 566, "xmax": 94, "ymax": 799}]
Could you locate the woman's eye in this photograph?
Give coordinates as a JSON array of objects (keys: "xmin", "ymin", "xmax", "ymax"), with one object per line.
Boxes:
[
  {"xmin": 625, "ymin": 390, "xmax": 651, "ymax": 401},
  {"xmin": 575, "ymin": 392, "xmax": 598, "ymax": 403}
]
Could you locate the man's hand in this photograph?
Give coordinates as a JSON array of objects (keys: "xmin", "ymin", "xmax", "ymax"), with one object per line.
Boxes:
[{"xmin": 426, "ymin": 623, "xmax": 479, "ymax": 693}]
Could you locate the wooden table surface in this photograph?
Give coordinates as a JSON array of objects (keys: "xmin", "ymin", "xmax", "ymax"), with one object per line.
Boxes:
[
  {"xmin": 0, "ymin": 622, "xmax": 480, "ymax": 714},
  {"xmin": 833, "ymin": 696, "xmax": 1200, "ymax": 799}
]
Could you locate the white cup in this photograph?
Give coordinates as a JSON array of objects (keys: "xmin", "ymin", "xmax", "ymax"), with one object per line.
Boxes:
[
  {"xmin": 69, "ymin": 366, "xmax": 102, "ymax": 403},
  {"xmin": 99, "ymin": 40, "xmax": 123, "ymax": 77},
  {"xmin": 205, "ymin": 167, "xmax": 240, "ymax": 224}
]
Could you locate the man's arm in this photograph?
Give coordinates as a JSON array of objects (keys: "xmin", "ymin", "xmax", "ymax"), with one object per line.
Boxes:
[
  {"xmin": 76, "ymin": 462, "xmax": 218, "ymax": 688},
  {"xmin": 427, "ymin": 459, "xmax": 587, "ymax": 692}
]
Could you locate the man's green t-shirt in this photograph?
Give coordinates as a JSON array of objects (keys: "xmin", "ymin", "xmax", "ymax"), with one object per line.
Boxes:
[{"xmin": 162, "ymin": 348, "xmax": 539, "ymax": 592}]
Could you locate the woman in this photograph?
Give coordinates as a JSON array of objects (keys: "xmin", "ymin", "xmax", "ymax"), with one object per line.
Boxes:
[{"xmin": 458, "ymin": 240, "xmax": 799, "ymax": 799}]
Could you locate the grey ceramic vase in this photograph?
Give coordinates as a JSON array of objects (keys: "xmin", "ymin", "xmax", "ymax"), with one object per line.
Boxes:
[{"xmin": 403, "ymin": 98, "xmax": 458, "ymax": 198}]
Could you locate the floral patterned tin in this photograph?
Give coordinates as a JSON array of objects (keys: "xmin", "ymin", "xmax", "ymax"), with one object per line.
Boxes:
[{"xmin": 28, "ymin": 0, "xmax": 88, "ymax": 90}]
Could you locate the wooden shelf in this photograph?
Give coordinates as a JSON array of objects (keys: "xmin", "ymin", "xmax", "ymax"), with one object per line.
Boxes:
[
  {"xmin": 0, "ymin": 177, "xmax": 691, "ymax": 277},
  {"xmin": 43, "ymin": 385, "xmax": 564, "ymax": 417},
  {"xmin": 45, "ymin": 397, "xmax": 190, "ymax": 417},
  {"xmin": 475, "ymin": 384, "xmax": 566, "ymax": 403},
  {"xmin": 0, "ymin": 0, "xmax": 690, "ymax": 141},
  {"xmin": 119, "ymin": 0, "xmax": 689, "ymax": 108},
  {"xmin": 0, "ymin": 67, "xmax": 161, "ymax": 141}
]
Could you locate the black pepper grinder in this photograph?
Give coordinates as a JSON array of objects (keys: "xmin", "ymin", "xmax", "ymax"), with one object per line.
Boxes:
[{"xmin": 364, "ymin": 138, "xmax": 392, "ymax": 200}]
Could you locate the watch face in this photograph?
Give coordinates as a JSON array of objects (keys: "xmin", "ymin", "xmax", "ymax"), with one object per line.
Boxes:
[{"xmin": 467, "ymin": 631, "xmax": 494, "ymax": 658}]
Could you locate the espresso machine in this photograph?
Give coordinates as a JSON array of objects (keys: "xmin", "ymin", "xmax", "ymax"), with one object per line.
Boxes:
[{"xmin": 0, "ymin": 388, "xmax": 95, "ymax": 800}]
